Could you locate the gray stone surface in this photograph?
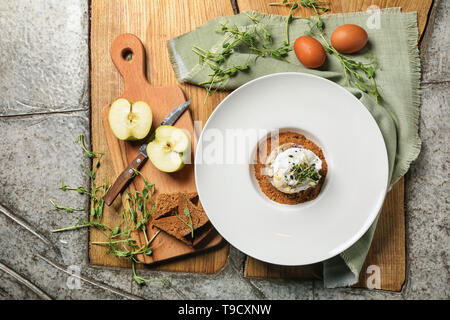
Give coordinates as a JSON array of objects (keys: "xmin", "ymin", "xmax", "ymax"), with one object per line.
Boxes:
[
  {"xmin": 0, "ymin": 111, "xmax": 132, "ymax": 299},
  {"xmin": 403, "ymin": 83, "xmax": 449, "ymax": 299},
  {"xmin": 421, "ymin": 0, "xmax": 450, "ymax": 83},
  {"xmin": 0, "ymin": 0, "xmax": 448, "ymax": 300},
  {"xmin": 0, "ymin": 0, "xmax": 89, "ymax": 115}
]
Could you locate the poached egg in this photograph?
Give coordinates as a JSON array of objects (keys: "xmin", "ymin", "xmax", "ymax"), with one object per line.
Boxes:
[{"xmin": 265, "ymin": 143, "xmax": 322, "ymax": 194}]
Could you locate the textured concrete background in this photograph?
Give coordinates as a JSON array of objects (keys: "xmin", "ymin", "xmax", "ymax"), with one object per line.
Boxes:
[{"xmin": 0, "ymin": 0, "xmax": 448, "ymax": 300}]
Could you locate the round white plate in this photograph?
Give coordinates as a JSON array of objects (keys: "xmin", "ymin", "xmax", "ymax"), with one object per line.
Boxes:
[{"xmin": 195, "ymin": 72, "xmax": 388, "ymax": 265}]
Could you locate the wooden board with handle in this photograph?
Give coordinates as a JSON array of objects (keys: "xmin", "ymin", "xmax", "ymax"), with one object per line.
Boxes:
[
  {"xmin": 90, "ymin": 0, "xmax": 235, "ymax": 272},
  {"xmin": 101, "ymin": 33, "xmax": 224, "ymax": 264},
  {"xmin": 239, "ymin": 0, "xmax": 433, "ymax": 291}
]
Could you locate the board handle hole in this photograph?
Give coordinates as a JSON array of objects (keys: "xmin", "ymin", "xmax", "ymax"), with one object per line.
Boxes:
[{"xmin": 121, "ymin": 48, "xmax": 133, "ymax": 62}]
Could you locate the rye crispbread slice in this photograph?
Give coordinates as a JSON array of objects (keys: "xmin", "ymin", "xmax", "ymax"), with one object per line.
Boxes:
[
  {"xmin": 176, "ymin": 196, "xmax": 209, "ymax": 237},
  {"xmin": 153, "ymin": 192, "xmax": 197, "ymax": 220},
  {"xmin": 152, "ymin": 193, "xmax": 212, "ymax": 246},
  {"xmin": 152, "ymin": 216, "xmax": 193, "ymax": 246},
  {"xmin": 153, "ymin": 218, "xmax": 213, "ymax": 247}
]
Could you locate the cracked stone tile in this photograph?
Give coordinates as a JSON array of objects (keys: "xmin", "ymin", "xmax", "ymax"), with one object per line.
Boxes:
[
  {"xmin": 403, "ymin": 83, "xmax": 449, "ymax": 299},
  {"xmin": 0, "ymin": 208, "xmax": 138, "ymax": 300},
  {"xmin": 37, "ymin": 254, "xmax": 138, "ymax": 300},
  {"xmin": 0, "ymin": 211, "xmax": 73, "ymax": 299},
  {"xmin": 420, "ymin": 0, "xmax": 450, "ymax": 83},
  {"xmin": 0, "ymin": 271, "xmax": 44, "ymax": 300},
  {"xmin": 312, "ymin": 281, "xmax": 404, "ymax": 299},
  {"xmin": 0, "ymin": 210, "xmax": 61, "ymax": 263},
  {"xmin": 0, "ymin": 111, "xmax": 91, "ymax": 268},
  {"xmin": 248, "ymin": 278, "xmax": 314, "ymax": 300},
  {"xmin": 0, "ymin": 110, "xmax": 140, "ymax": 299},
  {"xmin": 0, "ymin": 0, "xmax": 89, "ymax": 115}
]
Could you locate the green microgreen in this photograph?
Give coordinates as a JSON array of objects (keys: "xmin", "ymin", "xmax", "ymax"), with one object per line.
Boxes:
[
  {"xmin": 51, "ymin": 217, "xmax": 110, "ymax": 233},
  {"xmin": 131, "ymin": 260, "xmax": 170, "ymax": 287},
  {"xmin": 49, "ymin": 199, "xmax": 84, "ymax": 213},
  {"xmin": 288, "ymin": 162, "xmax": 320, "ymax": 185},
  {"xmin": 59, "ymin": 182, "xmax": 91, "ymax": 195},
  {"xmin": 182, "ymin": 194, "xmax": 194, "ymax": 238},
  {"xmin": 269, "ymin": 0, "xmax": 329, "ymax": 35},
  {"xmin": 77, "ymin": 134, "xmax": 103, "ymax": 159},
  {"xmin": 50, "ymin": 134, "xmax": 164, "ymax": 286},
  {"xmin": 193, "ymin": 13, "xmax": 293, "ymax": 101},
  {"xmin": 269, "ymin": 0, "xmax": 329, "ymax": 13},
  {"xmin": 319, "ymin": 33, "xmax": 380, "ymax": 100}
]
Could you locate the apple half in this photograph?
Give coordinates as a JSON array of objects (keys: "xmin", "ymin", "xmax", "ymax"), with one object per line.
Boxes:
[
  {"xmin": 147, "ymin": 125, "xmax": 191, "ymax": 173},
  {"xmin": 108, "ymin": 98, "xmax": 153, "ymax": 140}
]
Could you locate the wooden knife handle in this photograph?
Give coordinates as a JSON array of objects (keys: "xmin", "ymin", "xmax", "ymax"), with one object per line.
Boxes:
[{"xmin": 103, "ymin": 153, "xmax": 147, "ymax": 206}]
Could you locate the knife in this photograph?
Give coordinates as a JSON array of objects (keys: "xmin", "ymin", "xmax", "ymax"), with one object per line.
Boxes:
[{"xmin": 103, "ymin": 100, "xmax": 192, "ymax": 206}]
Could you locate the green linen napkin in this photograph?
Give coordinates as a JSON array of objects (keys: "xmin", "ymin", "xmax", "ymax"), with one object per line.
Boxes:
[{"xmin": 168, "ymin": 8, "xmax": 421, "ymax": 288}]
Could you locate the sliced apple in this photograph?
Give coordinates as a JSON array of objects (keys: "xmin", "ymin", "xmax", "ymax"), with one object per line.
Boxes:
[
  {"xmin": 147, "ymin": 125, "xmax": 191, "ymax": 173},
  {"xmin": 108, "ymin": 98, "xmax": 153, "ymax": 140}
]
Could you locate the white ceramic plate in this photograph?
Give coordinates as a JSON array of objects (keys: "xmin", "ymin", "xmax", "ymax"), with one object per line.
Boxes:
[{"xmin": 195, "ymin": 73, "xmax": 388, "ymax": 265}]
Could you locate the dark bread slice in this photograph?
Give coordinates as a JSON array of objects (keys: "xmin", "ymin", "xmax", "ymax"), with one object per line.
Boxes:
[
  {"xmin": 153, "ymin": 192, "xmax": 198, "ymax": 220},
  {"xmin": 181, "ymin": 222, "xmax": 214, "ymax": 247},
  {"xmin": 184, "ymin": 191, "xmax": 198, "ymax": 201},
  {"xmin": 176, "ymin": 196, "xmax": 209, "ymax": 237},
  {"xmin": 152, "ymin": 216, "xmax": 193, "ymax": 246},
  {"xmin": 153, "ymin": 195, "xmax": 212, "ymax": 247},
  {"xmin": 153, "ymin": 193, "xmax": 179, "ymax": 220},
  {"xmin": 192, "ymin": 222, "xmax": 214, "ymax": 247},
  {"xmin": 153, "ymin": 218, "xmax": 214, "ymax": 248}
]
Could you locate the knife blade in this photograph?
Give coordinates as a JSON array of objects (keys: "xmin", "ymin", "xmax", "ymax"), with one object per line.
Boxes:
[{"xmin": 104, "ymin": 100, "xmax": 192, "ymax": 206}]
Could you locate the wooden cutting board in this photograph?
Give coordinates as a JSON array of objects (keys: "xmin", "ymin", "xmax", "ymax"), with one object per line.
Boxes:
[
  {"xmin": 90, "ymin": 0, "xmax": 235, "ymax": 272},
  {"xmin": 100, "ymin": 33, "xmax": 224, "ymax": 265}
]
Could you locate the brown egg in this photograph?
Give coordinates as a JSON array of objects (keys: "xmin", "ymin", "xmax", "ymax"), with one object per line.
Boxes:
[
  {"xmin": 331, "ymin": 24, "xmax": 368, "ymax": 54},
  {"xmin": 294, "ymin": 36, "xmax": 326, "ymax": 69}
]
